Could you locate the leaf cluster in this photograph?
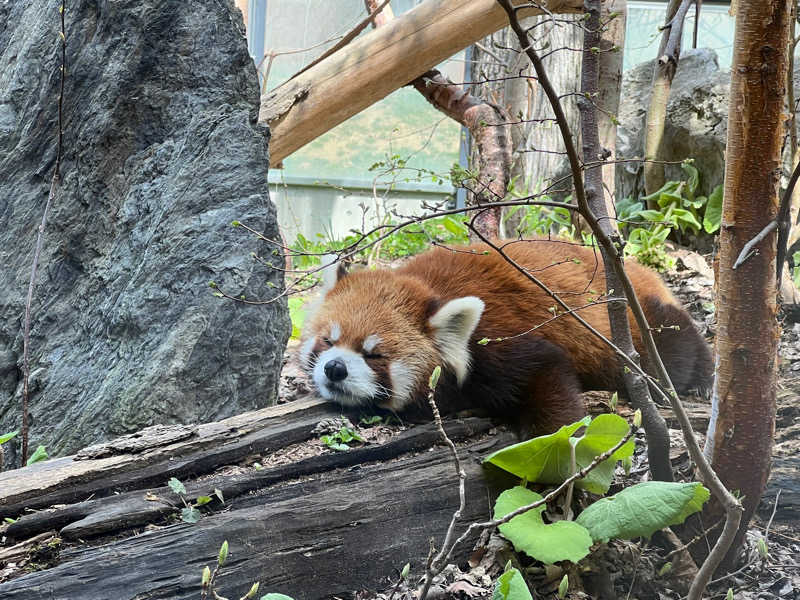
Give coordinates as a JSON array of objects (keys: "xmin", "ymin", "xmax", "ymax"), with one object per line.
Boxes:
[
  {"xmin": 484, "ymin": 414, "xmax": 709, "ymax": 568},
  {"xmin": 616, "ymin": 162, "xmax": 723, "ymax": 270}
]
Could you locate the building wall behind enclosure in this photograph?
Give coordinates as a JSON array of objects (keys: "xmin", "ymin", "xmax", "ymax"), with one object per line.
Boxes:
[{"xmin": 249, "ymin": 1, "xmax": 737, "ymax": 244}]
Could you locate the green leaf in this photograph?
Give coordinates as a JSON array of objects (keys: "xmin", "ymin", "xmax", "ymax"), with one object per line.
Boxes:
[
  {"xmin": 214, "ymin": 488, "xmax": 225, "ymax": 504},
  {"xmin": 443, "ymin": 216, "xmax": 466, "ymax": 237},
  {"xmin": 576, "ymin": 481, "xmax": 710, "ymax": 542},
  {"xmin": 494, "ymin": 487, "xmax": 592, "ymax": 564},
  {"xmin": 0, "ymin": 430, "xmax": 19, "ymax": 445},
  {"xmin": 656, "ymin": 191, "xmax": 684, "ymax": 209},
  {"xmin": 574, "ymin": 414, "xmax": 634, "ymax": 494},
  {"xmin": 681, "ymin": 163, "xmax": 700, "ymax": 200},
  {"xmin": 195, "ymin": 496, "xmax": 212, "ymax": 506},
  {"xmin": 4, "ymin": 517, "xmax": 17, "ymax": 524},
  {"xmin": 180, "ymin": 507, "xmax": 202, "ymax": 523},
  {"xmin": 168, "ymin": 477, "xmax": 187, "ymax": 496},
  {"xmin": 671, "ymin": 208, "xmax": 702, "ymax": 232},
  {"xmin": 288, "ymin": 297, "xmax": 306, "ymax": 340},
  {"xmin": 638, "ymin": 209, "xmax": 666, "ymax": 222},
  {"xmin": 321, "ymin": 435, "xmax": 350, "ymax": 451},
  {"xmin": 359, "ymin": 415, "xmax": 383, "ymax": 426},
  {"xmin": 260, "ymin": 595, "xmax": 296, "ymax": 600},
  {"xmin": 26, "ymin": 445, "xmax": 48, "ymax": 466},
  {"xmin": 483, "ymin": 417, "xmax": 590, "ymax": 484},
  {"xmin": 492, "ymin": 566, "xmax": 533, "ymax": 600},
  {"xmin": 640, "ymin": 181, "xmax": 680, "ymax": 205},
  {"xmin": 703, "ymin": 185, "xmax": 723, "ymax": 233}
]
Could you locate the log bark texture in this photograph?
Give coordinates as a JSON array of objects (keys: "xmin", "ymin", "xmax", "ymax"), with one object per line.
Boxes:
[
  {"xmin": 0, "ymin": 397, "xmax": 513, "ymax": 599},
  {"xmin": 705, "ymin": 0, "xmax": 791, "ymax": 568},
  {"xmin": 260, "ymin": 0, "xmax": 583, "ymax": 164}
]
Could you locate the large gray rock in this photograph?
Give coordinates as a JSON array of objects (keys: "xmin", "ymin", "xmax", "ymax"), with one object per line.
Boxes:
[
  {"xmin": 0, "ymin": 0, "xmax": 289, "ymax": 460},
  {"xmin": 616, "ymin": 48, "xmax": 730, "ymax": 202}
]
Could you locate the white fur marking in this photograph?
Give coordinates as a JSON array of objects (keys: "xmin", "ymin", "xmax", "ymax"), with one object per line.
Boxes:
[
  {"xmin": 389, "ymin": 361, "xmax": 417, "ymax": 410},
  {"xmin": 362, "ymin": 334, "xmax": 381, "ymax": 354},
  {"xmin": 329, "ymin": 322, "xmax": 341, "ymax": 342},
  {"xmin": 299, "ymin": 336, "xmax": 316, "ymax": 369},
  {"xmin": 320, "ymin": 254, "xmax": 339, "ymax": 291},
  {"xmin": 312, "ymin": 346, "xmax": 378, "ymax": 407},
  {"xmin": 429, "ymin": 296, "xmax": 485, "ymax": 384}
]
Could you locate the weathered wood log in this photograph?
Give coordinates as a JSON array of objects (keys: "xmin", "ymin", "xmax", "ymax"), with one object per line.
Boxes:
[
  {"xmin": 0, "ymin": 433, "xmax": 515, "ymax": 600},
  {"xmin": 260, "ymin": 0, "xmax": 583, "ymax": 164},
  {"xmin": 0, "ymin": 397, "xmax": 332, "ymax": 517},
  {"xmin": 5, "ymin": 417, "xmax": 495, "ymax": 541}
]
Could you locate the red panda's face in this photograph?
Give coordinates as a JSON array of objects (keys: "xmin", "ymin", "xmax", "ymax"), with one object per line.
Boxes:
[{"xmin": 299, "ymin": 262, "xmax": 484, "ymax": 412}]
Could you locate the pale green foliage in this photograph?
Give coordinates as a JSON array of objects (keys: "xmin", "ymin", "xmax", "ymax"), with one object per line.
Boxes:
[
  {"xmin": 494, "ymin": 486, "xmax": 593, "ymax": 564},
  {"xmin": 575, "ymin": 481, "xmax": 710, "ymax": 542},
  {"xmin": 484, "ymin": 414, "xmax": 634, "ymax": 495},
  {"xmin": 26, "ymin": 445, "xmax": 48, "ymax": 466},
  {"xmin": 492, "ymin": 565, "xmax": 533, "ymax": 600}
]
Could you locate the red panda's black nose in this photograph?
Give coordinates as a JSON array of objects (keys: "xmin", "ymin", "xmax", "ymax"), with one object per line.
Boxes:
[{"xmin": 324, "ymin": 358, "xmax": 348, "ymax": 382}]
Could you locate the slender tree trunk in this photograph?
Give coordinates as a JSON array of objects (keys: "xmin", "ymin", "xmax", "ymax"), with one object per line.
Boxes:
[
  {"xmin": 597, "ymin": 0, "xmax": 626, "ymax": 218},
  {"xmin": 643, "ymin": 0, "xmax": 684, "ymax": 200},
  {"xmin": 579, "ymin": 0, "xmax": 672, "ymax": 483},
  {"xmin": 704, "ymin": 0, "xmax": 790, "ymax": 569}
]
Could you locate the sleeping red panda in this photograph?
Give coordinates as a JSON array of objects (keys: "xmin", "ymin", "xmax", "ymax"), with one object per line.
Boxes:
[{"xmin": 299, "ymin": 239, "xmax": 712, "ymax": 434}]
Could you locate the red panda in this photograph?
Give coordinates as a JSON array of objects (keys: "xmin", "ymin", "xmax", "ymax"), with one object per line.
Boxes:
[{"xmin": 300, "ymin": 239, "xmax": 712, "ymax": 434}]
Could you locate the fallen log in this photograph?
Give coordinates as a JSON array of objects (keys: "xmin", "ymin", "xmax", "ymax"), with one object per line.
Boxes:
[{"xmin": 0, "ymin": 396, "xmax": 517, "ymax": 599}]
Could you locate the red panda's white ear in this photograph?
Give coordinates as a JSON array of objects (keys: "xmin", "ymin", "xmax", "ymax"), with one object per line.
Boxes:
[
  {"xmin": 428, "ymin": 296, "xmax": 485, "ymax": 384},
  {"xmin": 320, "ymin": 254, "xmax": 347, "ymax": 291}
]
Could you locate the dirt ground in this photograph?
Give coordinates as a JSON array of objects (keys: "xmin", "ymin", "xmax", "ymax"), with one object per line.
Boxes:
[{"xmin": 279, "ymin": 248, "xmax": 800, "ymax": 600}]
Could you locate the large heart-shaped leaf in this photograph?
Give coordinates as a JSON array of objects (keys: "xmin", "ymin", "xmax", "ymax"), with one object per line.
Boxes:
[
  {"xmin": 494, "ymin": 486, "xmax": 592, "ymax": 564},
  {"xmin": 483, "ymin": 418, "xmax": 590, "ymax": 484},
  {"xmin": 575, "ymin": 481, "xmax": 710, "ymax": 543}
]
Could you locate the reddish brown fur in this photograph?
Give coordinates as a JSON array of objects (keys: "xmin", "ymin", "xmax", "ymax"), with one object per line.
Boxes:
[{"xmin": 304, "ymin": 239, "xmax": 712, "ymax": 434}]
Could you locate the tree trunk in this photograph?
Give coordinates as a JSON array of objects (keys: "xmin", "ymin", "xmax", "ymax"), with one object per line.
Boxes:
[
  {"xmin": 597, "ymin": 0, "xmax": 627, "ymax": 218},
  {"xmin": 579, "ymin": 0, "xmax": 672, "ymax": 483},
  {"xmin": 643, "ymin": 0, "xmax": 683, "ymax": 200},
  {"xmin": 704, "ymin": 0, "xmax": 791, "ymax": 568}
]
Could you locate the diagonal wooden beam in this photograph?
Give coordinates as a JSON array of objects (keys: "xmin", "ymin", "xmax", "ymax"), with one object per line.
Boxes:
[{"xmin": 259, "ymin": 0, "xmax": 583, "ymax": 165}]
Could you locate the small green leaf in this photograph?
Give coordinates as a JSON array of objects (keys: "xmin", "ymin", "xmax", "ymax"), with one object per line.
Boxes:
[
  {"xmin": 400, "ymin": 563, "xmax": 410, "ymax": 579},
  {"xmin": 703, "ymin": 185, "xmax": 723, "ymax": 234},
  {"xmin": 181, "ymin": 507, "xmax": 202, "ymax": 523},
  {"xmin": 576, "ymin": 481, "xmax": 710, "ymax": 542},
  {"xmin": 4, "ymin": 517, "xmax": 17, "ymax": 524},
  {"xmin": 492, "ymin": 566, "xmax": 533, "ymax": 600},
  {"xmin": 168, "ymin": 477, "xmax": 187, "ymax": 496},
  {"xmin": 633, "ymin": 409, "xmax": 642, "ymax": 429},
  {"xmin": 757, "ymin": 538, "xmax": 768, "ymax": 559},
  {"xmin": 195, "ymin": 496, "xmax": 212, "ymax": 506},
  {"xmin": 658, "ymin": 562, "xmax": 672, "ymax": 576},
  {"xmin": 214, "ymin": 488, "xmax": 225, "ymax": 503},
  {"xmin": 726, "ymin": 588, "xmax": 734, "ymax": 600},
  {"xmin": 558, "ymin": 574, "xmax": 569, "ymax": 598},
  {"xmin": 428, "ymin": 365, "xmax": 442, "ymax": 390},
  {"xmin": 478, "ymin": 337, "xmax": 490, "ymax": 345},
  {"xmin": 26, "ymin": 445, "xmax": 48, "ymax": 466},
  {"xmin": 359, "ymin": 415, "xmax": 383, "ymax": 426},
  {"xmin": 494, "ymin": 486, "xmax": 592, "ymax": 564},
  {"xmin": 260, "ymin": 595, "xmax": 295, "ymax": 600},
  {"xmin": 218, "ymin": 540, "xmax": 229, "ymax": 566},
  {"xmin": 0, "ymin": 430, "xmax": 19, "ymax": 445},
  {"xmin": 201, "ymin": 565, "xmax": 211, "ymax": 585},
  {"xmin": 244, "ymin": 582, "xmax": 260, "ymax": 599}
]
